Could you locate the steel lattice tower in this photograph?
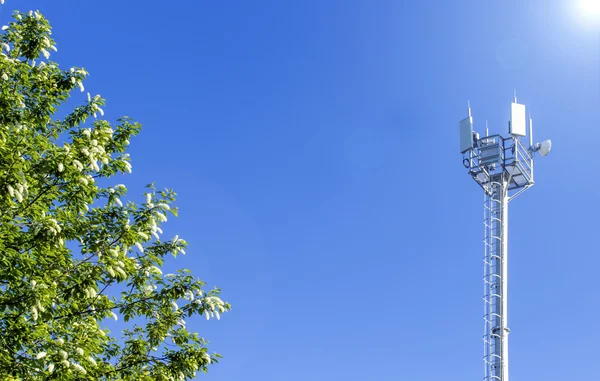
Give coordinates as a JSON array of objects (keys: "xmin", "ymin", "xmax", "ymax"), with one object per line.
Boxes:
[{"xmin": 459, "ymin": 96, "xmax": 551, "ymax": 381}]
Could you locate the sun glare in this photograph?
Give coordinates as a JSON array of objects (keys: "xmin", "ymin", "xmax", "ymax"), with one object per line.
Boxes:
[{"xmin": 580, "ymin": 0, "xmax": 600, "ymax": 17}]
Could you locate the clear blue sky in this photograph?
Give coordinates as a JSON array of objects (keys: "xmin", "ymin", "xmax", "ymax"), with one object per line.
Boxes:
[{"xmin": 5, "ymin": 0, "xmax": 599, "ymax": 379}]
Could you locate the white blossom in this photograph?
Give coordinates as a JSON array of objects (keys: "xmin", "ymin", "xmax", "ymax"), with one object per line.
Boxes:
[
  {"xmin": 36, "ymin": 352, "xmax": 47, "ymax": 359},
  {"xmin": 1, "ymin": 26, "xmax": 7, "ymax": 31},
  {"xmin": 77, "ymin": 81, "xmax": 84, "ymax": 92},
  {"xmin": 110, "ymin": 311, "xmax": 118, "ymax": 321},
  {"xmin": 31, "ymin": 280, "xmax": 36, "ymax": 288},
  {"xmin": 50, "ymin": 45, "xmax": 57, "ymax": 52},
  {"xmin": 41, "ymin": 48, "xmax": 50, "ymax": 59},
  {"xmin": 157, "ymin": 203, "xmax": 170, "ymax": 211},
  {"xmin": 1, "ymin": 72, "xmax": 7, "ymax": 81},
  {"xmin": 58, "ymin": 163, "xmax": 64, "ymax": 172},
  {"xmin": 135, "ymin": 242, "xmax": 144, "ymax": 253},
  {"xmin": 47, "ymin": 363, "xmax": 55, "ymax": 373},
  {"xmin": 7, "ymin": 184, "xmax": 13, "ymax": 197},
  {"xmin": 88, "ymin": 356, "xmax": 97, "ymax": 366},
  {"xmin": 59, "ymin": 350, "xmax": 68, "ymax": 360},
  {"xmin": 116, "ymin": 267, "xmax": 127, "ymax": 278},
  {"xmin": 72, "ymin": 363, "xmax": 87, "ymax": 374},
  {"xmin": 73, "ymin": 159, "xmax": 83, "ymax": 171},
  {"xmin": 115, "ymin": 198, "xmax": 122, "ymax": 207},
  {"xmin": 145, "ymin": 193, "xmax": 151, "ymax": 204},
  {"xmin": 56, "ymin": 338, "xmax": 65, "ymax": 346},
  {"xmin": 76, "ymin": 347, "xmax": 84, "ymax": 356},
  {"xmin": 2, "ymin": 43, "xmax": 9, "ymax": 52}
]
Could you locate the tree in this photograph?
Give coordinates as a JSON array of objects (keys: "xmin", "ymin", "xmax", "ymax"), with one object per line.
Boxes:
[{"xmin": 0, "ymin": 9, "xmax": 230, "ymax": 380}]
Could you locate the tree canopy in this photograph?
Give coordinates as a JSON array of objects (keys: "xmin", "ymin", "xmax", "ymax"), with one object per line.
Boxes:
[{"xmin": 0, "ymin": 9, "xmax": 230, "ymax": 380}]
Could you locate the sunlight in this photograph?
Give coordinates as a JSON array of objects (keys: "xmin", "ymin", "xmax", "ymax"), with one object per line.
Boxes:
[{"xmin": 580, "ymin": 0, "xmax": 600, "ymax": 17}]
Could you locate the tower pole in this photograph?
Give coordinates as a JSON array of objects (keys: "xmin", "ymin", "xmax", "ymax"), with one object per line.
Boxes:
[
  {"xmin": 485, "ymin": 177, "xmax": 509, "ymax": 381},
  {"xmin": 500, "ymin": 179, "xmax": 509, "ymax": 381}
]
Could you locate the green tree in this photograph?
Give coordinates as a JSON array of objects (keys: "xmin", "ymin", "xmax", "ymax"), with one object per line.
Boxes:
[{"xmin": 0, "ymin": 9, "xmax": 230, "ymax": 380}]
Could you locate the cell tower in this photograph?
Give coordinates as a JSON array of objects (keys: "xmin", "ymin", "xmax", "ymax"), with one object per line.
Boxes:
[{"xmin": 459, "ymin": 95, "xmax": 551, "ymax": 381}]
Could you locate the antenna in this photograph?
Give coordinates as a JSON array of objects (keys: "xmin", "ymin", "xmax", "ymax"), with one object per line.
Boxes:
[
  {"xmin": 458, "ymin": 95, "xmax": 552, "ymax": 381},
  {"xmin": 529, "ymin": 113, "xmax": 533, "ymax": 148},
  {"xmin": 485, "ymin": 120, "xmax": 489, "ymax": 137},
  {"xmin": 510, "ymin": 96, "xmax": 526, "ymax": 137},
  {"xmin": 460, "ymin": 101, "xmax": 475, "ymax": 153}
]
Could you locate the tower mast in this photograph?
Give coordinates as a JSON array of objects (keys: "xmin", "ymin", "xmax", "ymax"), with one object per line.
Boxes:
[{"xmin": 459, "ymin": 97, "xmax": 551, "ymax": 381}]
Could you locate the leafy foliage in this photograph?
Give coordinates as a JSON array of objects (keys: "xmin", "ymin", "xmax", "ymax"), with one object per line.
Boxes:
[{"xmin": 0, "ymin": 9, "xmax": 230, "ymax": 380}]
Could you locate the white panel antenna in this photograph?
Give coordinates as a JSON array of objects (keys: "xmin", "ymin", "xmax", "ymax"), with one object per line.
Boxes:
[
  {"xmin": 510, "ymin": 102, "xmax": 527, "ymax": 136},
  {"xmin": 459, "ymin": 101, "xmax": 474, "ymax": 153}
]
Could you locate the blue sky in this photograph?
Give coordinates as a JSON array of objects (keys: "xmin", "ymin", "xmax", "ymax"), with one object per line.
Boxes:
[{"xmin": 5, "ymin": 0, "xmax": 600, "ymax": 379}]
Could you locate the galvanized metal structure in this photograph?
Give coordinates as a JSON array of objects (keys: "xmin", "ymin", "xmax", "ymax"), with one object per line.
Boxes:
[{"xmin": 459, "ymin": 96, "xmax": 551, "ymax": 381}]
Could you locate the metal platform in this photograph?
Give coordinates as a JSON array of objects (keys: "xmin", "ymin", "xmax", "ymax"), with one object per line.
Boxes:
[{"xmin": 464, "ymin": 134, "xmax": 534, "ymax": 198}]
